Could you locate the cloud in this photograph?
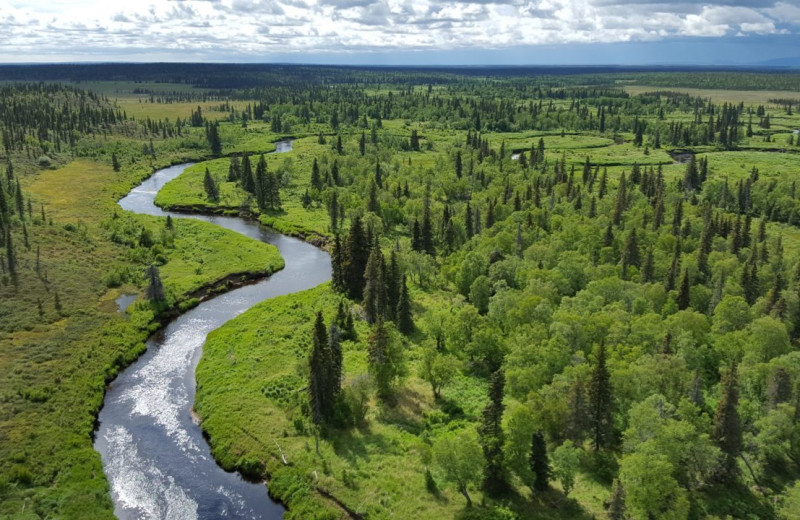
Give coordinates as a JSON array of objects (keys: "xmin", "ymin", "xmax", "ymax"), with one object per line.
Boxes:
[{"xmin": 0, "ymin": 0, "xmax": 798, "ymax": 61}]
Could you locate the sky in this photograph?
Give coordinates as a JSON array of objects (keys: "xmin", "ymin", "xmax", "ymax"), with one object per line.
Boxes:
[{"xmin": 2, "ymin": 0, "xmax": 800, "ymax": 65}]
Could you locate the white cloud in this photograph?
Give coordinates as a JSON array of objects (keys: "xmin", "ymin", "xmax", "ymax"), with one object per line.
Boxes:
[{"xmin": 0, "ymin": 0, "xmax": 797, "ymax": 60}]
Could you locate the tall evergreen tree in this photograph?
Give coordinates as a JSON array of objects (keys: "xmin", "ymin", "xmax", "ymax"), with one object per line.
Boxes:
[
  {"xmin": 465, "ymin": 202, "xmax": 473, "ymax": 239},
  {"xmin": 367, "ymin": 180, "xmax": 380, "ymax": 215},
  {"xmin": 713, "ymin": 364, "xmax": 742, "ymax": 480},
  {"xmin": 672, "ymin": 199, "xmax": 684, "ymax": 236},
  {"xmin": 363, "ymin": 241, "xmax": 387, "ymax": 323},
  {"xmin": 309, "ymin": 311, "xmax": 331, "ymax": 426},
  {"xmin": 331, "ymin": 233, "xmax": 345, "ymax": 293},
  {"xmin": 203, "ymin": 167, "xmax": 219, "ymax": 202},
  {"xmin": 411, "ymin": 219, "xmax": 422, "ymax": 252},
  {"xmin": 683, "ymin": 155, "xmax": 699, "ymax": 191},
  {"xmin": 367, "ymin": 316, "xmax": 404, "ymax": 400},
  {"xmin": 344, "ymin": 216, "xmax": 370, "ymax": 299},
  {"xmin": 241, "ymin": 154, "xmax": 254, "ymax": 193},
  {"xmin": 145, "ymin": 264, "xmax": 166, "ymax": 302},
  {"xmin": 664, "ymin": 239, "xmax": 682, "ymax": 291},
  {"xmin": 386, "ymin": 249, "xmax": 401, "ymax": 319},
  {"xmin": 530, "ymin": 431, "xmax": 551, "ymax": 492},
  {"xmin": 396, "ymin": 275, "xmax": 414, "ymax": 335},
  {"xmin": 266, "ymin": 170, "xmax": 281, "ymax": 210},
  {"xmin": 254, "ymin": 154, "xmax": 268, "ymax": 208},
  {"xmin": 478, "ymin": 369, "xmax": 508, "ymax": 495},
  {"xmin": 612, "ymin": 173, "xmax": 627, "ymax": 225},
  {"xmin": 206, "ymin": 121, "xmax": 222, "ymax": 156},
  {"xmin": 677, "ymin": 268, "xmax": 691, "ymax": 310},
  {"xmin": 227, "ymin": 155, "xmax": 241, "ymax": 182},
  {"xmin": 422, "ymin": 187, "xmax": 435, "ymax": 255},
  {"xmin": 335, "ymin": 300, "xmax": 357, "ymax": 342},
  {"xmin": 588, "ymin": 344, "xmax": 614, "ymax": 451},
  {"xmin": 620, "ymin": 228, "xmax": 641, "ymax": 279},
  {"xmin": 5, "ymin": 230, "xmax": 15, "ymax": 278},
  {"xmin": 311, "ymin": 158, "xmax": 322, "ymax": 190}
]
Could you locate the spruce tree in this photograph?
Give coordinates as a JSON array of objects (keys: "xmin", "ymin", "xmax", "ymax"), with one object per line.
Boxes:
[
  {"xmin": 267, "ymin": 169, "xmax": 281, "ymax": 210},
  {"xmin": 612, "ymin": 173, "xmax": 627, "ymax": 225},
  {"xmin": 683, "ymin": 155, "xmax": 699, "ymax": 191},
  {"xmin": 713, "ymin": 364, "xmax": 742, "ymax": 480},
  {"xmin": 742, "ymin": 261, "xmax": 759, "ymax": 305},
  {"xmin": 335, "ymin": 300, "xmax": 357, "ymax": 342},
  {"xmin": 672, "ymin": 199, "xmax": 684, "ymax": 236},
  {"xmin": 677, "ymin": 268, "xmax": 691, "ymax": 310},
  {"xmin": 588, "ymin": 344, "xmax": 613, "ymax": 451},
  {"xmin": 203, "ymin": 167, "xmax": 219, "ymax": 202},
  {"xmin": 363, "ymin": 241, "xmax": 387, "ymax": 323},
  {"xmin": 331, "ymin": 234, "xmax": 345, "ymax": 293},
  {"xmin": 386, "ymin": 249, "xmax": 401, "ymax": 319},
  {"xmin": 664, "ymin": 239, "xmax": 681, "ymax": 291},
  {"xmin": 367, "ymin": 180, "xmax": 380, "ymax": 215},
  {"xmin": 653, "ymin": 193, "xmax": 665, "ymax": 230},
  {"xmin": 344, "ymin": 216, "xmax": 369, "ymax": 299},
  {"xmin": 478, "ymin": 369, "xmax": 507, "ymax": 495},
  {"xmin": 241, "ymin": 154, "xmax": 254, "ymax": 193},
  {"xmin": 254, "ymin": 154, "xmax": 267, "ymax": 209},
  {"xmin": 411, "ymin": 219, "xmax": 422, "ymax": 252},
  {"xmin": 206, "ymin": 121, "xmax": 222, "ymax": 156},
  {"xmin": 396, "ymin": 275, "xmax": 414, "ymax": 335},
  {"xmin": 111, "ymin": 152, "xmax": 121, "ymax": 172},
  {"xmin": 530, "ymin": 431, "xmax": 551, "ymax": 492},
  {"xmin": 329, "ymin": 323, "xmax": 343, "ymax": 398},
  {"xmin": 227, "ymin": 155, "xmax": 241, "ymax": 182},
  {"xmin": 465, "ymin": 202, "xmax": 474, "ymax": 239},
  {"xmin": 620, "ymin": 228, "xmax": 640, "ymax": 279},
  {"xmin": 422, "ymin": 188, "xmax": 435, "ymax": 255},
  {"xmin": 145, "ymin": 264, "xmax": 166, "ymax": 302},
  {"xmin": 309, "ymin": 311, "xmax": 331, "ymax": 426},
  {"xmin": 311, "ymin": 158, "xmax": 322, "ymax": 190},
  {"xmin": 6, "ymin": 230, "xmax": 15, "ymax": 278},
  {"xmin": 367, "ymin": 316, "xmax": 403, "ymax": 400},
  {"xmin": 15, "ymin": 181, "xmax": 24, "ymax": 219},
  {"xmin": 599, "ymin": 168, "xmax": 608, "ymax": 199},
  {"xmin": 698, "ymin": 219, "xmax": 713, "ymax": 278}
]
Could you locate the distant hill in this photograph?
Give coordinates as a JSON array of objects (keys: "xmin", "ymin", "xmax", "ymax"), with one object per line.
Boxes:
[{"xmin": 754, "ymin": 56, "xmax": 800, "ymax": 67}]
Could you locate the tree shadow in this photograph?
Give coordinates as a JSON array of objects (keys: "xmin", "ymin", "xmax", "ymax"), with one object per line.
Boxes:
[
  {"xmin": 376, "ymin": 386, "xmax": 427, "ymax": 434},
  {"xmin": 326, "ymin": 427, "xmax": 391, "ymax": 464},
  {"xmin": 453, "ymin": 487, "xmax": 593, "ymax": 520}
]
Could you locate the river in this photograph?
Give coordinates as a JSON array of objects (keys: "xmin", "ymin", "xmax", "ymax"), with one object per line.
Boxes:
[{"xmin": 94, "ymin": 140, "xmax": 331, "ymax": 519}]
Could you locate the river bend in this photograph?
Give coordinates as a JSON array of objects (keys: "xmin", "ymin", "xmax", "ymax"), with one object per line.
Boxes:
[{"xmin": 95, "ymin": 140, "xmax": 331, "ymax": 519}]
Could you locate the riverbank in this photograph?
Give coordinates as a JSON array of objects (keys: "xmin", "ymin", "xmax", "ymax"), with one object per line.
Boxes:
[{"xmin": 0, "ymin": 159, "xmax": 283, "ymax": 519}]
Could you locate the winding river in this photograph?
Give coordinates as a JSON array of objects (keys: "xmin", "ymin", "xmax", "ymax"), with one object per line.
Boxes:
[{"xmin": 94, "ymin": 140, "xmax": 331, "ymax": 519}]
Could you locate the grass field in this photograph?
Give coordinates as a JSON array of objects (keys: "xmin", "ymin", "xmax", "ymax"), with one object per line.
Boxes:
[{"xmin": 623, "ymin": 85, "xmax": 800, "ymax": 106}]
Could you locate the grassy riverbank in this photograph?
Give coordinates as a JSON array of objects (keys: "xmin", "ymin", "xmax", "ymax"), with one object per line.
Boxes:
[{"xmin": 0, "ymin": 158, "xmax": 283, "ymax": 519}]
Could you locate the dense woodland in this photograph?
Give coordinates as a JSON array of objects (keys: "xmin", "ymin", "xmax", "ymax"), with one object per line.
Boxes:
[{"xmin": 2, "ymin": 66, "xmax": 800, "ymax": 519}]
